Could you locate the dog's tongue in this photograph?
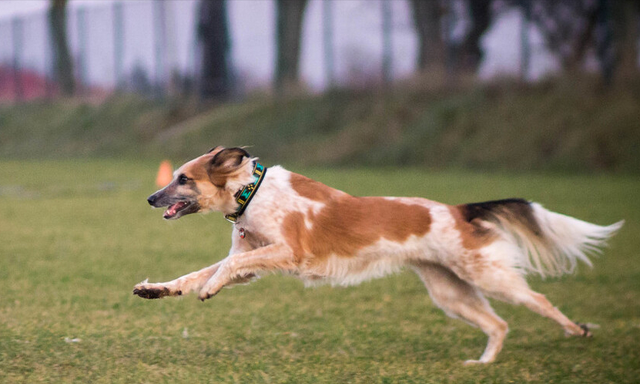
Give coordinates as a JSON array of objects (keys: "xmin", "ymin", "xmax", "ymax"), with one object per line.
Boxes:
[{"xmin": 164, "ymin": 201, "xmax": 187, "ymax": 219}]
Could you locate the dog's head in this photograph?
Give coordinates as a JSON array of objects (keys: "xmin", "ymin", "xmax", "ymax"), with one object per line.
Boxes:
[{"xmin": 147, "ymin": 146, "xmax": 255, "ymax": 220}]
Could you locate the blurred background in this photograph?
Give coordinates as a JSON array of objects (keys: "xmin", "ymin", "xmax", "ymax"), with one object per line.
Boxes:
[{"xmin": 0, "ymin": 0, "xmax": 639, "ymax": 171}]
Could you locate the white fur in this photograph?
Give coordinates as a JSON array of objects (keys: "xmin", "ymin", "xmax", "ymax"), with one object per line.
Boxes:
[
  {"xmin": 300, "ymin": 235, "xmax": 427, "ymax": 287},
  {"xmin": 136, "ymin": 155, "xmax": 624, "ymax": 364},
  {"xmin": 494, "ymin": 203, "xmax": 624, "ymax": 278}
]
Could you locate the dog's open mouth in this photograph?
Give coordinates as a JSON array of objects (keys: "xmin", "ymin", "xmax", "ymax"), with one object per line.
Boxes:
[{"xmin": 164, "ymin": 201, "xmax": 198, "ymax": 220}]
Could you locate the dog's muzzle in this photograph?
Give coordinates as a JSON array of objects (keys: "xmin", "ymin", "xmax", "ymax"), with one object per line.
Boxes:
[
  {"xmin": 147, "ymin": 190, "xmax": 199, "ymax": 220},
  {"xmin": 147, "ymin": 190, "xmax": 172, "ymax": 207},
  {"xmin": 147, "ymin": 192, "xmax": 160, "ymax": 207}
]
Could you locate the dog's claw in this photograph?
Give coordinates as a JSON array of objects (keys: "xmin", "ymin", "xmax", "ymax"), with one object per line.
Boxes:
[{"xmin": 198, "ymin": 292, "xmax": 216, "ymax": 302}]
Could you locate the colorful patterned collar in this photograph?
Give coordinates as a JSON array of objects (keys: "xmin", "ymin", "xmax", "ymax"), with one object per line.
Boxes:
[{"xmin": 224, "ymin": 162, "xmax": 267, "ymax": 224}]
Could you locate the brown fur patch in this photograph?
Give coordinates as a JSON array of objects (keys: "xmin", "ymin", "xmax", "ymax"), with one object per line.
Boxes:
[
  {"xmin": 451, "ymin": 198, "xmax": 543, "ymax": 251},
  {"xmin": 460, "ymin": 199, "xmax": 542, "ymax": 237},
  {"xmin": 290, "ymin": 173, "xmax": 340, "ymax": 202},
  {"xmin": 282, "ymin": 196, "xmax": 432, "ymax": 260},
  {"xmin": 181, "ymin": 155, "xmax": 213, "ymax": 183},
  {"xmin": 176, "ymin": 150, "xmax": 246, "ymax": 214},
  {"xmin": 449, "ymin": 206, "xmax": 498, "ymax": 250},
  {"xmin": 174, "ymin": 147, "xmax": 249, "ymax": 188}
]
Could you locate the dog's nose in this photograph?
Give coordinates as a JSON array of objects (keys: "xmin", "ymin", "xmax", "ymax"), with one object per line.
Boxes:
[{"xmin": 147, "ymin": 194, "xmax": 157, "ymax": 206}]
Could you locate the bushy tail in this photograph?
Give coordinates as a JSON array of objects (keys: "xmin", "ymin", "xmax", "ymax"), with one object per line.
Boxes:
[{"xmin": 463, "ymin": 199, "xmax": 624, "ymax": 278}]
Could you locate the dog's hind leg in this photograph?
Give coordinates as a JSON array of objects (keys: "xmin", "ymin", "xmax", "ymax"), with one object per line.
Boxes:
[
  {"xmin": 133, "ymin": 262, "xmax": 222, "ymax": 299},
  {"xmin": 459, "ymin": 247, "xmax": 590, "ymax": 338},
  {"xmin": 471, "ymin": 269, "xmax": 590, "ymax": 337},
  {"xmin": 413, "ymin": 261, "xmax": 508, "ymax": 364}
]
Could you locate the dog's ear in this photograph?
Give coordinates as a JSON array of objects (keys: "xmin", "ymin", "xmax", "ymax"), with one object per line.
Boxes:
[
  {"xmin": 207, "ymin": 146, "xmax": 223, "ymax": 154},
  {"xmin": 210, "ymin": 147, "xmax": 250, "ymax": 169},
  {"xmin": 208, "ymin": 147, "xmax": 251, "ymax": 187}
]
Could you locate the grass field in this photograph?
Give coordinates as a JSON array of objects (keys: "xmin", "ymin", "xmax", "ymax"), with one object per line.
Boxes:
[{"xmin": 0, "ymin": 160, "xmax": 638, "ymax": 383}]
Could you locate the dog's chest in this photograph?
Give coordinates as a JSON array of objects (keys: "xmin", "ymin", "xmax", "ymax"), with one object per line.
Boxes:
[{"xmin": 235, "ymin": 226, "xmax": 272, "ymax": 249}]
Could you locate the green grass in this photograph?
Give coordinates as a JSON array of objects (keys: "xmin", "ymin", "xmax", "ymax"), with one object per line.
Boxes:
[{"xmin": 0, "ymin": 160, "xmax": 638, "ymax": 383}]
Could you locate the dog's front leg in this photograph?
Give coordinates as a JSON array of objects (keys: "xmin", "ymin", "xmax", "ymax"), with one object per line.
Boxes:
[
  {"xmin": 198, "ymin": 244, "xmax": 297, "ymax": 301},
  {"xmin": 133, "ymin": 262, "xmax": 222, "ymax": 299}
]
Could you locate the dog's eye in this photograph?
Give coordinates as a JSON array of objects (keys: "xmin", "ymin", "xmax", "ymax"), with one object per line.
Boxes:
[{"xmin": 178, "ymin": 174, "xmax": 189, "ymax": 185}]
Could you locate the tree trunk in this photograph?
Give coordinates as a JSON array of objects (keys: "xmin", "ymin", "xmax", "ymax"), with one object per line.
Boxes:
[
  {"xmin": 566, "ymin": 2, "xmax": 599, "ymax": 73},
  {"xmin": 275, "ymin": 0, "xmax": 309, "ymax": 94},
  {"xmin": 595, "ymin": 0, "xmax": 615, "ymax": 85},
  {"xmin": 198, "ymin": 0, "xmax": 231, "ymax": 100},
  {"xmin": 48, "ymin": 0, "xmax": 74, "ymax": 96},
  {"xmin": 410, "ymin": 0, "xmax": 445, "ymax": 72},
  {"xmin": 459, "ymin": 0, "xmax": 492, "ymax": 73},
  {"xmin": 614, "ymin": 0, "xmax": 640, "ymax": 79}
]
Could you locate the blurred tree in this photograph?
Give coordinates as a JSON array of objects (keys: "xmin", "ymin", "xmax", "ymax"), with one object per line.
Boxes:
[
  {"xmin": 525, "ymin": 0, "xmax": 638, "ymax": 82},
  {"xmin": 198, "ymin": 0, "xmax": 231, "ymax": 99},
  {"xmin": 613, "ymin": 0, "xmax": 640, "ymax": 79},
  {"xmin": 595, "ymin": 0, "xmax": 615, "ymax": 85},
  {"xmin": 275, "ymin": 0, "xmax": 309, "ymax": 94},
  {"xmin": 458, "ymin": 0, "xmax": 493, "ymax": 73},
  {"xmin": 410, "ymin": 0, "xmax": 445, "ymax": 72},
  {"xmin": 529, "ymin": 0, "xmax": 600, "ymax": 72},
  {"xmin": 48, "ymin": 0, "xmax": 74, "ymax": 96},
  {"xmin": 129, "ymin": 64, "xmax": 153, "ymax": 95}
]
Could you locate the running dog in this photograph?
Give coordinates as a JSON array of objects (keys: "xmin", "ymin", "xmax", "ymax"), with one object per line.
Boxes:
[{"xmin": 134, "ymin": 146, "xmax": 623, "ymax": 364}]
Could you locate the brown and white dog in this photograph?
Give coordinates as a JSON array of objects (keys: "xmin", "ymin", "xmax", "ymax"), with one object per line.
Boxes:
[{"xmin": 134, "ymin": 146, "xmax": 623, "ymax": 364}]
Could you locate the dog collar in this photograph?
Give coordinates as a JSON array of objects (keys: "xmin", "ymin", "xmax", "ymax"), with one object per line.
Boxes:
[{"xmin": 225, "ymin": 162, "xmax": 267, "ymax": 224}]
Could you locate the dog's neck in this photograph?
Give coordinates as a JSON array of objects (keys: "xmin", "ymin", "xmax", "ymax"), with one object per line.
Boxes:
[
  {"xmin": 224, "ymin": 166, "xmax": 294, "ymax": 234},
  {"xmin": 224, "ymin": 161, "xmax": 267, "ymax": 223}
]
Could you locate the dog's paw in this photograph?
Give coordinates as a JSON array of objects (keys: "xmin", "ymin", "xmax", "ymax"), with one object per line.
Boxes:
[
  {"xmin": 576, "ymin": 323, "xmax": 593, "ymax": 338},
  {"xmin": 197, "ymin": 290, "xmax": 218, "ymax": 302},
  {"xmin": 564, "ymin": 322, "xmax": 593, "ymax": 338},
  {"xmin": 133, "ymin": 281, "xmax": 180, "ymax": 299},
  {"xmin": 198, "ymin": 282, "xmax": 225, "ymax": 301},
  {"xmin": 463, "ymin": 359, "xmax": 489, "ymax": 366},
  {"xmin": 198, "ymin": 271, "xmax": 229, "ymax": 301},
  {"xmin": 133, "ymin": 286, "xmax": 169, "ymax": 299}
]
